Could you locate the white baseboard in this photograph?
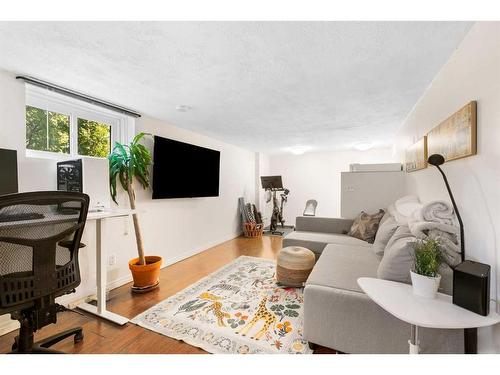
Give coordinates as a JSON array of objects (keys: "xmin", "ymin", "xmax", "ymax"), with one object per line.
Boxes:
[
  {"xmin": 104, "ymin": 231, "xmax": 242, "ymax": 291},
  {"xmin": 0, "ymin": 231, "xmax": 242, "ymax": 336}
]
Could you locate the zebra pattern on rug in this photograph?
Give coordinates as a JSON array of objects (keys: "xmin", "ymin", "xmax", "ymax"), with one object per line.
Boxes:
[{"xmin": 131, "ymin": 256, "xmax": 312, "ymax": 354}]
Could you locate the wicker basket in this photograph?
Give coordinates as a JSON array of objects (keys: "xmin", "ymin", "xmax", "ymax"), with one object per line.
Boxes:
[{"xmin": 243, "ymin": 222, "xmax": 263, "ymax": 238}]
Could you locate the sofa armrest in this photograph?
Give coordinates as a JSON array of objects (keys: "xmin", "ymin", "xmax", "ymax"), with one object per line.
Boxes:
[{"xmin": 295, "ymin": 216, "xmax": 354, "ymax": 234}]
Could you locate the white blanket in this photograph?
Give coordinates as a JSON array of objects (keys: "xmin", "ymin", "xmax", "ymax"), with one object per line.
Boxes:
[
  {"xmin": 395, "ymin": 195, "xmax": 423, "ymax": 217},
  {"xmin": 414, "ymin": 200, "xmax": 455, "ymax": 225},
  {"xmin": 407, "ymin": 216, "xmax": 459, "ymax": 238},
  {"xmin": 407, "ymin": 205, "xmax": 461, "ymax": 267},
  {"xmin": 388, "ymin": 195, "xmax": 423, "ymax": 225},
  {"xmin": 428, "ymin": 230, "xmax": 462, "ymax": 266}
]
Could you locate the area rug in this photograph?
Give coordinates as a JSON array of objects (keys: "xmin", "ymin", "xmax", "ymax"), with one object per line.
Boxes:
[{"xmin": 131, "ymin": 256, "xmax": 312, "ymax": 354}]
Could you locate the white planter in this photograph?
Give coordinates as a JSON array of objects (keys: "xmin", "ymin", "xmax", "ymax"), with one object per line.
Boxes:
[{"xmin": 410, "ymin": 270, "xmax": 441, "ymax": 299}]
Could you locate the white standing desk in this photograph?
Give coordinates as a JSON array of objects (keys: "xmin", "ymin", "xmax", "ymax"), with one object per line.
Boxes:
[
  {"xmin": 76, "ymin": 209, "xmax": 134, "ymax": 325},
  {"xmin": 358, "ymin": 277, "xmax": 500, "ymax": 354},
  {"xmin": 0, "ymin": 208, "xmax": 135, "ymax": 325}
]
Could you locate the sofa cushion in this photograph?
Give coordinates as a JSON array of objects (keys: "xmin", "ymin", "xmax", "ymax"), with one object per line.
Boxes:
[
  {"xmin": 284, "ymin": 230, "xmax": 371, "ymax": 255},
  {"xmin": 377, "ymin": 225, "xmax": 416, "ymax": 283},
  {"xmin": 348, "ymin": 209, "xmax": 385, "ymax": 244},
  {"xmin": 372, "ymin": 216, "xmax": 400, "ymax": 256},
  {"xmin": 306, "ymin": 244, "xmax": 379, "ymax": 293}
]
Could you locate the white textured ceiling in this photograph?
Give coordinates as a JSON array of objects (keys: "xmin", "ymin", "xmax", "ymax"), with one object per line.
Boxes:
[{"xmin": 0, "ymin": 22, "xmax": 472, "ymax": 153}]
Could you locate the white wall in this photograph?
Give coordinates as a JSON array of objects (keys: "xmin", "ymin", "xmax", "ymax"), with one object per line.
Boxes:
[
  {"xmin": 0, "ymin": 69, "xmax": 256, "ymax": 333},
  {"xmin": 394, "ymin": 22, "xmax": 500, "ymax": 353},
  {"xmin": 266, "ymin": 148, "xmax": 397, "ymax": 225},
  {"xmin": 132, "ymin": 117, "xmax": 256, "ymax": 266},
  {"xmin": 255, "ymin": 152, "xmax": 271, "ymax": 227}
]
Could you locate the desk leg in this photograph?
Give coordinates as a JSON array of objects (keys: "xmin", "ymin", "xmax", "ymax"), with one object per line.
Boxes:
[
  {"xmin": 409, "ymin": 325, "xmax": 419, "ymax": 354},
  {"xmin": 77, "ymin": 218, "xmax": 129, "ymax": 325},
  {"xmin": 464, "ymin": 328, "xmax": 477, "ymax": 354},
  {"xmin": 96, "ymin": 217, "xmax": 105, "ymax": 314}
]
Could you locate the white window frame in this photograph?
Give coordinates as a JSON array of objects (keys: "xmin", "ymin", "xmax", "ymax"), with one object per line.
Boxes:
[{"xmin": 25, "ymin": 85, "xmax": 135, "ymax": 160}]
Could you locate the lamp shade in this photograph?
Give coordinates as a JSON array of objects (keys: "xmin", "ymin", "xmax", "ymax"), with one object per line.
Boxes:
[{"xmin": 428, "ymin": 154, "xmax": 445, "ymax": 166}]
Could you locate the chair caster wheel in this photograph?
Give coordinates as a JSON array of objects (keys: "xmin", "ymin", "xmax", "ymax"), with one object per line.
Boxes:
[{"xmin": 74, "ymin": 331, "xmax": 84, "ymax": 343}]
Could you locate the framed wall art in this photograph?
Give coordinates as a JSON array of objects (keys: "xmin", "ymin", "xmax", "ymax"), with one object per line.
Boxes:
[
  {"xmin": 426, "ymin": 101, "xmax": 477, "ymax": 162},
  {"xmin": 405, "ymin": 136, "xmax": 428, "ymax": 172}
]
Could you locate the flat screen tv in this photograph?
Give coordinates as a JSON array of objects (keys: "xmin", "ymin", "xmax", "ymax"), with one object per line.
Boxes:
[
  {"xmin": 0, "ymin": 148, "xmax": 18, "ymax": 196},
  {"xmin": 152, "ymin": 136, "xmax": 220, "ymax": 199}
]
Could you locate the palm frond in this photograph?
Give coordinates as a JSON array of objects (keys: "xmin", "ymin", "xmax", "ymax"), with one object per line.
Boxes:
[{"xmin": 108, "ymin": 133, "xmax": 153, "ymax": 203}]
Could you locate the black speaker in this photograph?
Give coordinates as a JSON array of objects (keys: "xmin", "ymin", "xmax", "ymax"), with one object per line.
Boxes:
[
  {"xmin": 57, "ymin": 159, "xmax": 83, "ymax": 212},
  {"xmin": 453, "ymin": 260, "xmax": 490, "ymax": 316},
  {"xmin": 57, "ymin": 159, "xmax": 83, "ymax": 193}
]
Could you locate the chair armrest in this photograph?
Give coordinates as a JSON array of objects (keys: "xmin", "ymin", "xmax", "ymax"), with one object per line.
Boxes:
[
  {"xmin": 295, "ymin": 216, "xmax": 354, "ymax": 234},
  {"xmin": 58, "ymin": 240, "xmax": 86, "ymax": 249}
]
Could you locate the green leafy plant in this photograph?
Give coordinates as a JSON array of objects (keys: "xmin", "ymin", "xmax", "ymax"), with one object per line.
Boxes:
[
  {"xmin": 412, "ymin": 238, "xmax": 443, "ymax": 277},
  {"xmin": 108, "ymin": 132, "xmax": 152, "ymax": 265}
]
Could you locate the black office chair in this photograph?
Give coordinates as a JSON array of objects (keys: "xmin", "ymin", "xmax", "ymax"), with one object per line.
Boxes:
[{"xmin": 0, "ymin": 191, "xmax": 89, "ymax": 353}]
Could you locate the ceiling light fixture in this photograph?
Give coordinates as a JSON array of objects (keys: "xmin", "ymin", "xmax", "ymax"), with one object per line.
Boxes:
[
  {"xmin": 176, "ymin": 105, "xmax": 192, "ymax": 112},
  {"xmin": 287, "ymin": 145, "xmax": 311, "ymax": 155},
  {"xmin": 352, "ymin": 141, "xmax": 374, "ymax": 151}
]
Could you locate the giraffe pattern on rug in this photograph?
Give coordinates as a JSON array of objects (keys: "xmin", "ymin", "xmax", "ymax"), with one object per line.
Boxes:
[
  {"xmin": 237, "ymin": 297, "xmax": 276, "ymax": 340},
  {"xmin": 131, "ymin": 256, "xmax": 311, "ymax": 354}
]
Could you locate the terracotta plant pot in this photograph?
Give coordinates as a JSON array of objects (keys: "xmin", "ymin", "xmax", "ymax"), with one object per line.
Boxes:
[{"xmin": 129, "ymin": 256, "xmax": 162, "ymax": 291}]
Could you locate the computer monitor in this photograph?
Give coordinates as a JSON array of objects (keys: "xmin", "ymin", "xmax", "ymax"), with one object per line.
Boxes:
[
  {"xmin": 0, "ymin": 148, "xmax": 18, "ymax": 195},
  {"xmin": 260, "ymin": 175, "xmax": 283, "ymax": 190}
]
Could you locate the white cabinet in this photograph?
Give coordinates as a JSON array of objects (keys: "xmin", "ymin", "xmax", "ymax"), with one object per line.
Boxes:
[{"xmin": 341, "ymin": 170, "xmax": 406, "ymax": 219}]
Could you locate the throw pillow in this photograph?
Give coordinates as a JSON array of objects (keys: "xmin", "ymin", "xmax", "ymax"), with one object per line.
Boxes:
[
  {"xmin": 377, "ymin": 225, "xmax": 417, "ymax": 283},
  {"xmin": 378, "ymin": 211, "xmax": 391, "ymax": 227},
  {"xmin": 347, "ymin": 209, "xmax": 385, "ymax": 244},
  {"xmin": 372, "ymin": 215, "xmax": 399, "ymax": 256}
]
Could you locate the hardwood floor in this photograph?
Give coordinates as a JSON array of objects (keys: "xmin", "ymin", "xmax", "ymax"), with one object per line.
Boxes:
[{"xmin": 0, "ymin": 235, "xmax": 336, "ymax": 354}]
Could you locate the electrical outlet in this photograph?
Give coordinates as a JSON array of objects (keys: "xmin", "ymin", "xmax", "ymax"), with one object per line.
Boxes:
[{"xmin": 108, "ymin": 254, "xmax": 117, "ymax": 266}]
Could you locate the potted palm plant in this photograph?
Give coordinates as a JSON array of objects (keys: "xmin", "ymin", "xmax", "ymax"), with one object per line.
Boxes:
[
  {"xmin": 109, "ymin": 132, "xmax": 162, "ymax": 292},
  {"xmin": 410, "ymin": 238, "xmax": 443, "ymax": 299}
]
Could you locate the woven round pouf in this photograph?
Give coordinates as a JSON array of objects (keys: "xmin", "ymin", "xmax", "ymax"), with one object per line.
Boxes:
[{"xmin": 276, "ymin": 246, "xmax": 315, "ymax": 287}]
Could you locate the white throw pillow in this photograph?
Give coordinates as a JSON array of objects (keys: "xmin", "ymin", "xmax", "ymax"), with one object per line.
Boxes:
[
  {"xmin": 372, "ymin": 216, "xmax": 399, "ymax": 256},
  {"xmin": 377, "ymin": 225, "xmax": 417, "ymax": 283}
]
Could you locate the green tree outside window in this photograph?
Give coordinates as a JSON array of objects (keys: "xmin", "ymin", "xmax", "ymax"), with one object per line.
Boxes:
[
  {"xmin": 26, "ymin": 105, "xmax": 70, "ymax": 153},
  {"xmin": 78, "ymin": 118, "xmax": 111, "ymax": 158},
  {"xmin": 25, "ymin": 105, "xmax": 112, "ymax": 158}
]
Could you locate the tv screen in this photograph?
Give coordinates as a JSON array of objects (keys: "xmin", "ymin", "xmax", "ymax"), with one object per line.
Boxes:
[
  {"xmin": 0, "ymin": 148, "xmax": 18, "ymax": 196},
  {"xmin": 152, "ymin": 136, "xmax": 220, "ymax": 199}
]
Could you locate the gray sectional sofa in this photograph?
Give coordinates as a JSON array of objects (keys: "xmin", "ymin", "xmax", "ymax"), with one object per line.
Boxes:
[{"xmin": 283, "ymin": 215, "xmax": 464, "ymax": 354}]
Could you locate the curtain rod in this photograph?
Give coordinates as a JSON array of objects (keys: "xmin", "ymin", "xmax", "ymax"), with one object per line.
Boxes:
[{"xmin": 16, "ymin": 75, "xmax": 141, "ymax": 118}]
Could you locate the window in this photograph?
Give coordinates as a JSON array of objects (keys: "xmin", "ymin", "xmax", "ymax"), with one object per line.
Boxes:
[
  {"xmin": 25, "ymin": 86, "xmax": 134, "ymax": 159},
  {"xmin": 77, "ymin": 118, "xmax": 111, "ymax": 158},
  {"xmin": 26, "ymin": 106, "xmax": 71, "ymax": 154}
]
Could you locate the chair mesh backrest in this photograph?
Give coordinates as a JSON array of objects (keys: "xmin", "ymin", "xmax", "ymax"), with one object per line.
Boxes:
[{"xmin": 0, "ymin": 192, "xmax": 89, "ymax": 314}]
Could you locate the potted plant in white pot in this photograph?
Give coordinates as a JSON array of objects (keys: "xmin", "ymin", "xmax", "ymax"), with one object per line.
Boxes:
[
  {"xmin": 410, "ymin": 238, "xmax": 443, "ymax": 299},
  {"xmin": 109, "ymin": 132, "xmax": 162, "ymax": 292}
]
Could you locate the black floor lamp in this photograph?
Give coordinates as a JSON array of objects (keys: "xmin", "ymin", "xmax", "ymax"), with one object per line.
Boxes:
[
  {"xmin": 427, "ymin": 154, "xmax": 465, "ymax": 262},
  {"xmin": 427, "ymin": 153, "xmax": 491, "ymax": 354}
]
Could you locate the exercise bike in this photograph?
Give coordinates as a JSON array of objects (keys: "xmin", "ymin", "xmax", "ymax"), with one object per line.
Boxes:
[{"xmin": 261, "ymin": 176, "xmax": 291, "ymax": 235}]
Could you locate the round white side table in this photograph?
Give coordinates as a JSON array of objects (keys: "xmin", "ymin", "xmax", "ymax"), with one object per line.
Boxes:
[{"xmin": 357, "ymin": 277, "xmax": 500, "ymax": 354}]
